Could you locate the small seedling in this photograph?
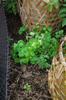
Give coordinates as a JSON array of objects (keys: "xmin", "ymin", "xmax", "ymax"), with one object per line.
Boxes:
[{"xmin": 23, "ymin": 83, "xmax": 32, "ymax": 93}]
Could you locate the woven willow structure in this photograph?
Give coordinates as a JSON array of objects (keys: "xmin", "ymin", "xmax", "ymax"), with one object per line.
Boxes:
[
  {"xmin": 48, "ymin": 36, "xmax": 66, "ymax": 100},
  {"xmin": 18, "ymin": 0, "xmax": 60, "ymax": 31}
]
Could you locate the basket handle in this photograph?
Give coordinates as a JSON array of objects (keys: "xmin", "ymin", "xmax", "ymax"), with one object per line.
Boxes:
[{"xmin": 59, "ymin": 36, "xmax": 66, "ymax": 67}]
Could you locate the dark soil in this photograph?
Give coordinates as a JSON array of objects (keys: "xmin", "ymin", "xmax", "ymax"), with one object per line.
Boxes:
[
  {"xmin": 6, "ymin": 13, "xmax": 26, "ymax": 41},
  {"xmin": 6, "ymin": 13, "xmax": 52, "ymax": 100}
]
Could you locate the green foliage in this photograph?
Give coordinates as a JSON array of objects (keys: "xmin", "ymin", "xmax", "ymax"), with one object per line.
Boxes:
[
  {"xmin": 55, "ymin": 30, "xmax": 64, "ymax": 40},
  {"xmin": 47, "ymin": 0, "xmax": 59, "ymax": 12},
  {"xmin": 5, "ymin": 0, "xmax": 17, "ymax": 15},
  {"xmin": 11, "ymin": 38, "xmax": 42, "ymax": 64},
  {"xmin": 37, "ymin": 55, "xmax": 50, "ymax": 69},
  {"xmin": 59, "ymin": 0, "xmax": 66, "ymax": 27},
  {"xmin": 11, "ymin": 40, "xmax": 25, "ymax": 63},
  {"xmin": 11, "ymin": 25, "xmax": 64, "ymax": 69},
  {"xmin": 18, "ymin": 26, "xmax": 27, "ymax": 35},
  {"xmin": 35, "ymin": 26, "xmax": 59, "ymax": 68},
  {"xmin": 24, "ymin": 83, "xmax": 32, "ymax": 93}
]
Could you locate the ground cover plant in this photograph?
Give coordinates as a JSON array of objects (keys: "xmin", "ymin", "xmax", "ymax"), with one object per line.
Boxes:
[{"xmin": 11, "ymin": 25, "xmax": 65, "ymax": 69}]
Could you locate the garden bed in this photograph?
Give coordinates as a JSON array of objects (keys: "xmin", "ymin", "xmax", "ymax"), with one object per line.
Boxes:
[{"xmin": 6, "ymin": 13, "xmax": 52, "ymax": 100}]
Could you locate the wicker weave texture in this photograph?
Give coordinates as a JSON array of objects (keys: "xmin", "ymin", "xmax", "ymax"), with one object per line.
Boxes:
[
  {"xmin": 18, "ymin": 0, "xmax": 60, "ymax": 31},
  {"xmin": 48, "ymin": 37, "xmax": 66, "ymax": 100}
]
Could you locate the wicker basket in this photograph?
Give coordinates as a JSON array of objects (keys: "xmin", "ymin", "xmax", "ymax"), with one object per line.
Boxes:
[
  {"xmin": 18, "ymin": 0, "xmax": 60, "ymax": 31},
  {"xmin": 48, "ymin": 36, "xmax": 66, "ymax": 100}
]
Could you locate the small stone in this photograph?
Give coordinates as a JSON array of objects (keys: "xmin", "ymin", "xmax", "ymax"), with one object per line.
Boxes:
[{"xmin": 21, "ymin": 65, "xmax": 27, "ymax": 72}]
